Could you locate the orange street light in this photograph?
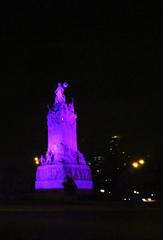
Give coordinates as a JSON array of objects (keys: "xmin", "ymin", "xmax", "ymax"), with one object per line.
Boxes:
[
  {"xmin": 139, "ymin": 159, "xmax": 145, "ymax": 165},
  {"xmin": 34, "ymin": 157, "xmax": 40, "ymax": 165},
  {"xmin": 132, "ymin": 162, "xmax": 139, "ymax": 168}
]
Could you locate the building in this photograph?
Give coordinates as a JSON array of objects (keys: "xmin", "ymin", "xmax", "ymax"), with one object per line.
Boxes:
[{"xmin": 90, "ymin": 136, "xmax": 131, "ymax": 196}]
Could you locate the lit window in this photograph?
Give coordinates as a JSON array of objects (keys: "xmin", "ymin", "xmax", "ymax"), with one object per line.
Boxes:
[
  {"xmin": 112, "ymin": 135, "xmax": 120, "ymax": 139},
  {"xmin": 100, "ymin": 189, "xmax": 105, "ymax": 193}
]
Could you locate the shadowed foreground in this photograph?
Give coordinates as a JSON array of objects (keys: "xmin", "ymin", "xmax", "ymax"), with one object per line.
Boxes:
[{"xmin": 0, "ymin": 203, "xmax": 163, "ymax": 240}]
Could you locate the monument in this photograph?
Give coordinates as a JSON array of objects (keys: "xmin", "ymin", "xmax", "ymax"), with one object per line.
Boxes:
[{"xmin": 35, "ymin": 82, "xmax": 93, "ymax": 192}]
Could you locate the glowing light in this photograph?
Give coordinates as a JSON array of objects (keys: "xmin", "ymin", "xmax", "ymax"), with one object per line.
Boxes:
[
  {"xmin": 132, "ymin": 162, "xmax": 139, "ymax": 168},
  {"xmin": 112, "ymin": 135, "xmax": 120, "ymax": 139},
  {"xmin": 134, "ymin": 190, "xmax": 137, "ymax": 194},
  {"xmin": 139, "ymin": 159, "xmax": 145, "ymax": 165},
  {"xmin": 142, "ymin": 198, "xmax": 156, "ymax": 202},
  {"xmin": 34, "ymin": 157, "xmax": 40, "ymax": 165},
  {"xmin": 100, "ymin": 189, "xmax": 105, "ymax": 193}
]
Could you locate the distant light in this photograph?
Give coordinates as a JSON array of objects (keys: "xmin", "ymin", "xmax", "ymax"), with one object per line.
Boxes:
[
  {"xmin": 112, "ymin": 135, "xmax": 120, "ymax": 139},
  {"xmin": 105, "ymin": 179, "xmax": 108, "ymax": 182},
  {"xmin": 132, "ymin": 162, "xmax": 139, "ymax": 168},
  {"xmin": 151, "ymin": 193, "xmax": 155, "ymax": 197},
  {"xmin": 124, "ymin": 198, "xmax": 126, "ymax": 201},
  {"xmin": 100, "ymin": 189, "xmax": 105, "ymax": 193},
  {"xmin": 134, "ymin": 190, "xmax": 137, "ymax": 194},
  {"xmin": 109, "ymin": 192, "xmax": 111, "ymax": 194},
  {"xmin": 97, "ymin": 169, "xmax": 100, "ymax": 173},
  {"xmin": 124, "ymin": 162, "xmax": 127, "ymax": 166},
  {"xmin": 128, "ymin": 198, "xmax": 131, "ymax": 200},
  {"xmin": 139, "ymin": 159, "xmax": 145, "ymax": 165},
  {"xmin": 34, "ymin": 157, "xmax": 40, "ymax": 165},
  {"xmin": 109, "ymin": 148, "xmax": 112, "ymax": 151},
  {"xmin": 61, "ymin": 118, "xmax": 64, "ymax": 121},
  {"xmin": 122, "ymin": 152, "xmax": 125, "ymax": 154},
  {"xmin": 136, "ymin": 191, "xmax": 139, "ymax": 194},
  {"xmin": 142, "ymin": 198, "xmax": 156, "ymax": 203}
]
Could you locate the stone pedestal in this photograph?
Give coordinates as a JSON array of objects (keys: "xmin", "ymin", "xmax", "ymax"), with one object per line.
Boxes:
[{"xmin": 35, "ymin": 164, "xmax": 93, "ymax": 190}]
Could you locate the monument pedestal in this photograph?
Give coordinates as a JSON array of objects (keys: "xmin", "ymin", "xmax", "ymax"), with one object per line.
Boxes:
[{"xmin": 35, "ymin": 164, "xmax": 93, "ymax": 190}]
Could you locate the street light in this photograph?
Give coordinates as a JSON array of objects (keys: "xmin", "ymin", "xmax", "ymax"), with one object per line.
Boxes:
[
  {"xmin": 139, "ymin": 159, "xmax": 145, "ymax": 165},
  {"xmin": 131, "ymin": 159, "xmax": 145, "ymax": 169},
  {"xmin": 34, "ymin": 157, "xmax": 40, "ymax": 165},
  {"xmin": 132, "ymin": 162, "xmax": 139, "ymax": 168}
]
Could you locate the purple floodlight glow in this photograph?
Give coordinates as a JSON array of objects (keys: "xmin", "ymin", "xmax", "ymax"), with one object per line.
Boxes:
[{"xmin": 35, "ymin": 82, "xmax": 93, "ymax": 191}]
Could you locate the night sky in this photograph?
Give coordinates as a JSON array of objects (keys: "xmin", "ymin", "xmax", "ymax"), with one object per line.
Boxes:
[{"xmin": 0, "ymin": 2, "xmax": 162, "ymax": 171}]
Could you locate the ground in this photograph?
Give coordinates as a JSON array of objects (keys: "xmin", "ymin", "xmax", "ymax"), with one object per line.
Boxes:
[{"xmin": 0, "ymin": 202, "xmax": 163, "ymax": 239}]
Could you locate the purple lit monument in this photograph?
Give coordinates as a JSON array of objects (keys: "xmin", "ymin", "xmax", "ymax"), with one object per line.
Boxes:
[{"xmin": 35, "ymin": 82, "xmax": 93, "ymax": 191}]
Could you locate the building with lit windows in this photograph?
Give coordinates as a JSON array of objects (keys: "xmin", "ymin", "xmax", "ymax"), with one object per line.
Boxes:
[{"xmin": 90, "ymin": 136, "xmax": 131, "ymax": 197}]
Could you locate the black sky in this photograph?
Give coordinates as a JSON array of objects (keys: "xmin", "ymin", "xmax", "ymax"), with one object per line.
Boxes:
[{"xmin": 0, "ymin": 2, "xmax": 163, "ymax": 170}]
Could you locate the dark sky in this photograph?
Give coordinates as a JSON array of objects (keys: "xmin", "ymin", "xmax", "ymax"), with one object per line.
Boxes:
[{"xmin": 0, "ymin": 2, "xmax": 162, "ymax": 170}]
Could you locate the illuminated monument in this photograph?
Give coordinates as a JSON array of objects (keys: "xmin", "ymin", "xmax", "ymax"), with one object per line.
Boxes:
[{"xmin": 35, "ymin": 82, "xmax": 93, "ymax": 191}]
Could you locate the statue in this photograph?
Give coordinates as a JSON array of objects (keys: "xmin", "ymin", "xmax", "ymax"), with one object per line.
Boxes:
[
  {"xmin": 46, "ymin": 151, "xmax": 53, "ymax": 164},
  {"xmin": 40, "ymin": 155, "xmax": 46, "ymax": 165},
  {"xmin": 55, "ymin": 82, "xmax": 68, "ymax": 104}
]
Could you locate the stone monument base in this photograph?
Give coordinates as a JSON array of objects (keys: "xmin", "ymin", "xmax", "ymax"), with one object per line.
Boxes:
[{"xmin": 35, "ymin": 164, "xmax": 93, "ymax": 191}]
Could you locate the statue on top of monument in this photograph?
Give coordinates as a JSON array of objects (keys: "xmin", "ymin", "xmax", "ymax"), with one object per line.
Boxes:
[{"xmin": 55, "ymin": 82, "xmax": 68, "ymax": 104}]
